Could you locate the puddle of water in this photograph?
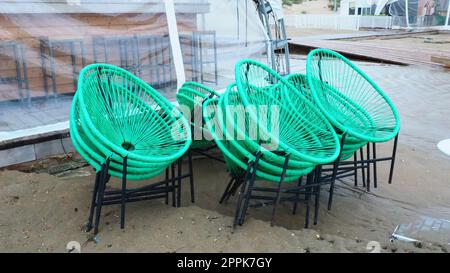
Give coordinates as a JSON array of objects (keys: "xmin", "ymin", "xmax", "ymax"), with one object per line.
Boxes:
[{"xmin": 391, "ymin": 216, "xmax": 450, "ymax": 246}]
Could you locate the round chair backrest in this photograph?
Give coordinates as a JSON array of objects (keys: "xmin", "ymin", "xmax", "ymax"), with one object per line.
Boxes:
[
  {"xmin": 234, "ymin": 59, "xmax": 340, "ymax": 165},
  {"xmin": 76, "ymin": 63, "xmax": 191, "ymax": 162},
  {"xmin": 306, "ymin": 48, "xmax": 400, "ymax": 142}
]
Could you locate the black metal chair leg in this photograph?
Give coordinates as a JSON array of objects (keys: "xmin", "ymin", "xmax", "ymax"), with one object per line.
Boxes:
[
  {"xmin": 388, "ymin": 134, "xmax": 399, "ymax": 184},
  {"xmin": 225, "ymin": 178, "xmax": 242, "ymax": 202},
  {"xmin": 366, "ymin": 143, "xmax": 371, "ymax": 192},
  {"xmin": 313, "ymin": 166, "xmax": 322, "ymax": 225},
  {"xmin": 171, "ymin": 163, "xmax": 176, "ymax": 207},
  {"xmin": 188, "ymin": 151, "xmax": 195, "ymax": 203},
  {"xmin": 292, "ymin": 176, "xmax": 303, "ymax": 215},
  {"xmin": 372, "ymin": 142, "xmax": 378, "ymax": 188},
  {"xmin": 233, "ymin": 163, "xmax": 253, "ymax": 229},
  {"xmin": 177, "ymin": 158, "xmax": 182, "ymax": 207},
  {"xmin": 304, "ymin": 172, "xmax": 313, "ymax": 228},
  {"xmin": 120, "ymin": 157, "xmax": 127, "ymax": 229},
  {"xmin": 86, "ymin": 171, "xmax": 101, "ymax": 232},
  {"xmin": 270, "ymin": 155, "xmax": 290, "ymax": 226},
  {"xmin": 94, "ymin": 159, "xmax": 110, "ymax": 234},
  {"xmin": 219, "ymin": 177, "xmax": 235, "ymax": 204},
  {"xmin": 328, "ymin": 133, "xmax": 346, "ymax": 210},
  {"xmin": 353, "ymin": 152, "xmax": 358, "ymax": 186},
  {"xmin": 238, "ymin": 154, "xmax": 261, "ymax": 226},
  {"xmin": 165, "ymin": 168, "xmax": 169, "ymax": 205},
  {"xmin": 360, "ymin": 147, "xmax": 366, "ymax": 187}
]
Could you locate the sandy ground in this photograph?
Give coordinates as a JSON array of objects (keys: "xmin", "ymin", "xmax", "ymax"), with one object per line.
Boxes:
[{"xmin": 1, "ymin": 60, "xmax": 450, "ymax": 253}]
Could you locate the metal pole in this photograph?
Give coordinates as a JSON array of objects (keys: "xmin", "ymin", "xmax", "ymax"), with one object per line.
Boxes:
[
  {"xmin": 445, "ymin": 0, "xmax": 450, "ymax": 29},
  {"xmin": 334, "ymin": 0, "xmax": 337, "ymax": 12},
  {"xmin": 405, "ymin": 0, "xmax": 410, "ymax": 28},
  {"xmin": 236, "ymin": 0, "xmax": 240, "ymax": 39}
]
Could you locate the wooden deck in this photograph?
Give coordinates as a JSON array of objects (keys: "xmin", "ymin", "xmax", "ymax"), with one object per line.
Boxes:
[{"xmin": 289, "ymin": 32, "xmax": 450, "ymax": 68}]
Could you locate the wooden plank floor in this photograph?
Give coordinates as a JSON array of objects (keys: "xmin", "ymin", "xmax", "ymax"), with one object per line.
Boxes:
[{"xmin": 290, "ymin": 37, "xmax": 450, "ymax": 67}]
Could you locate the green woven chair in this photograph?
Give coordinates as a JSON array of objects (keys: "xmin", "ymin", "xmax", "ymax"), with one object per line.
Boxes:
[
  {"xmin": 70, "ymin": 93, "xmax": 169, "ymax": 180},
  {"xmin": 203, "ymin": 96, "xmax": 315, "ymax": 227},
  {"xmin": 182, "ymin": 81, "xmax": 219, "ymax": 98},
  {"xmin": 306, "ymin": 49, "xmax": 399, "ymax": 143},
  {"xmin": 220, "ymin": 83, "xmax": 315, "ymax": 179},
  {"xmin": 233, "ymin": 59, "xmax": 345, "ymax": 218},
  {"xmin": 234, "ymin": 59, "xmax": 341, "ymax": 165},
  {"xmin": 286, "ymin": 73, "xmax": 368, "ymax": 161},
  {"xmin": 306, "ymin": 48, "xmax": 400, "ymax": 191},
  {"xmin": 202, "ymin": 59, "xmax": 341, "ymax": 227},
  {"xmin": 176, "ymin": 85, "xmax": 217, "ymax": 149},
  {"xmin": 71, "ymin": 63, "xmax": 192, "ymax": 233}
]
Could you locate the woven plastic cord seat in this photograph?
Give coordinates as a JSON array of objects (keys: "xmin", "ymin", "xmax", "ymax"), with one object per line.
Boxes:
[
  {"xmin": 71, "ymin": 63, "xmax": 192, "ymax": 234},
  {"xmin": 286, "ymin": 73, "xmax": 368, "ymax": 160},
  {"xmin": 235, "ymin": 59, "xmax": 341, "ymax": 165},
  {"xmin": 182, "ymin": 81, "xmax": 219, "ymax": 98},
  {"xmin": 176, "ymin": 82, "xmax": 220, "ymax": 152},
  {"xmin": 203, "ymin": 96, "xmax": 316, "ymax": 228},
  {"xmin": 220, "ymin": 83, "xmax": 315, "ymax": 179},
  {"xmin": 77, "ymin": 64, "xmax": 191, "ymax": 165},
  {"xmin": 305, "ymin": 49, "xmax": 401, "ymax": 191},
  {"xmin": 70, "ymin": 93, "xmax": 168, "ymax": 180},
  {"xmin": 206, "ymin": 84, "xmax": 314, "ymax": 182},
  {"xmin": 306, "ymin": 49, "xmax": 400, "ymax": 143}
]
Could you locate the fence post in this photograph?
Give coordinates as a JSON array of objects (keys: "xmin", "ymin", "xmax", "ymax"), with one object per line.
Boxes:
[{"xmin": 445, "ymin": 1, "xmax": 450, "ymax": 29}]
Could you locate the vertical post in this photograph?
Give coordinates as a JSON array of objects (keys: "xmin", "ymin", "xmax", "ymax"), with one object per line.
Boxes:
[
  {"xmin": 328, "ymin": 133, "xmax": 346, "ymax": 210},
  {"xmin": 304, "ymin": 172, "xmax": 313, "ymax": 228},
  {"xmin": 292, "ymin": 176, "xmax": 303, "ymax": 215},
  {"xmin": 177, "ymin": 158, "xmax": 182, "ymax": 207},
  {"xmin": 446, "ymin": 0, "xmax": 450, "ymax": 29},
  {"xmin": 405, "ymin": 0, "xmax": 410, "ymax": 28},
  {"xmin": 366, "ymin": 143, "xmax": 371, "ymax": 192},
  {"xmin": 165, "ymin": 0, "xmax": 186, "ymax": 89},
  {"xmin": 165, "ymin": 168, "xmax": 169, "ymax": 205},
  {"xmin": 388, "ymin": 134, "xmax": 399, "ymax": 184},
  {"xmin": 233, "ymin": 161, "xmax": 254, "ymax": 229},
  {"xmin": 171, "ymin": 163, "xmax": 176, "ymax": 207},
  {"xmin": 86, "ymin": 171, "xmax": 102, "ymax": 232},
  {"xmin": 360, "ymin": 147, "xmax": 366, "ymax": 187},
  {"xmin": 353, "ymin": 152, "xmax": 358, "ymax": 186},
  {"xmin": 270, "ymin": 154, "xmax": 290, "ymax": 226},
  {"xmin": 120, "ymin": 157, "xmax": 127, "ymax": 229},
  {"xmin": 372, "ymin": 142, "xmax": 378, "ymax": 188},
  {"xmin": 188, "ymin": 151, "xmax": 195, "ymax": 203},
  {"xmin": 313, "ymin": 165, "xmax": 322, "ymax": 225},
  {"xmin": 236, "ymin": 0, "xmax": 240, "ymax": 39}
]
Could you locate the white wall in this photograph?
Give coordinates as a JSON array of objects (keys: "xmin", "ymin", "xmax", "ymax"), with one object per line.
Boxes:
[{"xmin": 285, "ymin": 14, "xmax": 393, "ymax": 30}]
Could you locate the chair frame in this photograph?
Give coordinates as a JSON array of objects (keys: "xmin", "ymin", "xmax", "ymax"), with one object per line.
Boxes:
[{"xmin": 85, "ymin": 153, "xmax": 194, "ymax": 234}]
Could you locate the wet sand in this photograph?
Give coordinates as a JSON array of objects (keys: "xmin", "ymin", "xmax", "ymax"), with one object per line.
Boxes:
[{"xmin": 1, "ymin": 61, "xmax": 450, "ymax": 253}]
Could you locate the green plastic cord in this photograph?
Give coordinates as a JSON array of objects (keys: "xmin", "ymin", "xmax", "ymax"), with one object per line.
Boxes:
[{"xmin": 306, "ymin": 48, "xmax": 400, "ymax": 143}]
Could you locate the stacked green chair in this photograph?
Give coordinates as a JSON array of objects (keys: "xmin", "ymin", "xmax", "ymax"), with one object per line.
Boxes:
[
  {"xmin": 175, "ymin": 82, "xmax": 221, "ymax": 202},
  {"xmin": 286, "ymin": 73, "xmax": 368, "ymax": 161},
  {"xmin": 176, "ymin": 81, "xmax": 219, "ymax": 150},
  {"xmin": 203, "ymin": 59, "xmax": 342, "ymax": 228},
  {"xmin": 70, "ymin": 63, "xmax": 192, "ymax": 234},
  {"xmin": 303, "ymin": 48, "xmax": 400, "ymax": 194}
]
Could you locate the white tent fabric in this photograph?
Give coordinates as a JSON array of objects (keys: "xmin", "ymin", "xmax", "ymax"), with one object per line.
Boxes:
[{"xmin": 0, "ymin": 0, "xmax": 269, "ymax": 134}]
